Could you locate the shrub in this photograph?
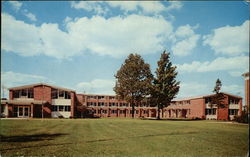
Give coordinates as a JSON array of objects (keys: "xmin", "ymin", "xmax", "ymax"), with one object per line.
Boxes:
[{"xmin": 234, "ymin": 111, "xmax": 249, "ymax": 124}]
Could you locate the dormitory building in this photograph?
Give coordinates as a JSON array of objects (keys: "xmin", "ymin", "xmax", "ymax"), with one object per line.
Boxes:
[{"xmin": 0, "ymin": 82, "xmax": 245, "ymax": 121}]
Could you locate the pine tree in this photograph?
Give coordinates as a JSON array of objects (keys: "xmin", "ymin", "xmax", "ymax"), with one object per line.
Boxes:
[
  {"xmin": 151, "ymin": 50, "xmax": 180, "ymax": 119},
  {"xmin": 114, "ymin": 53, "xmax": 153, "ymax": 118},
  {"xmin": 211, "ymin": 79, "xmax": 225, "ymax": 108}
]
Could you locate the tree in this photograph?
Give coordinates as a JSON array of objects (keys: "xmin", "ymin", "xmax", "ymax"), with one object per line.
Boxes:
[
  {"xmin": 211, "ymin": 79, "xmax": 225, "ymax": 108},
  {"xmin": 114, "ymin": 53, "xmax": 153, "ymax": 118},
  {"xmin": 151, "ymin": 50, "xmax": 180, "ymax": 119}
]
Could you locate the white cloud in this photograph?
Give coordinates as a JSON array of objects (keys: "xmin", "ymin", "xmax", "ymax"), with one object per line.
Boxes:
[
  {"xmin": 171, "ymin": 24, "xmax": 200, "ymax": 56},
  {"xmin": 177, "ymin": 82, "xmax": 209, "ymax": 98},
  {"xmin": 165, "ymin": 1, "xmax": 183, "ymax": 11},
  {"xmin": 2, "ymin": 13, "xmax": 172, "ymax": 59},
  {"xmin": 176, "ymin": 82, "xmax": 244, "ymax": 99},
  {"xmin": 107, "ymin": 1, "xmax": 166, "ymax": 14},
  {"xmin": 71, "ymin": 1, "xmax": 182, "ymax": 15},
  {"xmin": 23, "ymin": 10, "xmax": 37, "ymax": 21},
  {"xmin": 176, "ymin": 56, "xmax": 249, "ymax": 77},
  {"xmin": 76, "ymin": 79, "xmax": 115, "ymax": 95},
  {"xmin": 1, "ymin": 71, "xmax": 52, "ymax": 98},
  {"xmin": 71, "ymin": 1, "xmax": 108, "ymax": 15},
  {"xmin": 222, "ymin": 84, "xmax": 244, "ymax": 96},
  {"xmin": 203, "ymin": 20, "xmax": 249, "ymax": 56},
  {"xmin": 64, "ymin": 16, "xmax": 72, "ymax": 23},
  {"xmin": 2, "ymin": 13, "xmax": 43, "ymax": 56},
  {"xmin": 8, "ymin": 1, "xmax": 22, "ymax": 11}
]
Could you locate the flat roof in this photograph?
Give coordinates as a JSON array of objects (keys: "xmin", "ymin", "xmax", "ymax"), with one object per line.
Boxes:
[{"xmin": 8, "ymin": 83, "xmax": 75, "ymax": 92}]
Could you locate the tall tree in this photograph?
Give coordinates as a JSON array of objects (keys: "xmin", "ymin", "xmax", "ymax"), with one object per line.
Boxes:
[
  {"xmin": 114, "ymin": 53, "xmax": 153, "ymax": 118},
  {"xmin": 211, "ymin": 79, "xmax": 225, "ymax": 108},
  {"xmin": 151, "ymin": 50, "xmax": 180, "ymax": 119}
]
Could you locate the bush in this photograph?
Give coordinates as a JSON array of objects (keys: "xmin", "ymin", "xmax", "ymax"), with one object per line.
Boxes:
[{"xmin": 234, "ymin": 111, "xmax": 249, "ymax": 124}]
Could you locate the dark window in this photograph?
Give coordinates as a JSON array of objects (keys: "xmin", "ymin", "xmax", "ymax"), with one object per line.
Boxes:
[
  {"xmin": 59, "ymin": 106, "xmax": 64, "ymax": 111},
  {"xmin": 205, "ymin": 109, "xmax": 216, "ymax": 115},
  {"xmin": 65, "ymin": 106, "xmax": 71, "ymax": 112},
  {"xmin": 27, "ymin": 88, "xmax": 34, "ymax": 98},
  {"xmin": 229, "ymin": 109, "xmax": 238, "ymax": 115},
  {"xmin": 13, "ymin": 90, "xmax": 20, "ymax": 98},
  {"xmin": 59, "ymin": 90, "xmax": 64, "ymax": 98},
  {"xmin": 51, "ymin": 89, "xmax": 58, "ymax": 99}
]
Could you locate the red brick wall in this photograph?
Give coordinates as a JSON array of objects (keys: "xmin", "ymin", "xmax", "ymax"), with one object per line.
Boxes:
[
  {"xmin": 34, "ymin": 85, "xmax": 52, "ymax": 118},
  {"xmin": 34, "ymin": 85, "xmax": 52, "ymax": 103},
  {"xmin": 245, "ymin": 79, "xmax": 249, "ymax": 109},
  {"xmin": 189, "ymin": 98, "xmax": 205, "ymax": 119},
  {"xmin": 217, "ymin": 94, "xmax": 229, "ymax": 120},
  {"xmin": 71, "ymin": 92, "xmax": 75, "ymax": 118}
]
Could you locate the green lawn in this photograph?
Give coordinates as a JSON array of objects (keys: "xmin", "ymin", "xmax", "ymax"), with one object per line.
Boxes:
[{"xmin": 0, "ymin": 118, "xmax": 248, "ymax": 157}]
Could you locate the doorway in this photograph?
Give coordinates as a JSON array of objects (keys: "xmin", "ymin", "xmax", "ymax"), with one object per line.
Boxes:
[{"xmin": 18, "ymin": 106, "xmax": 30, "ymax": 117}]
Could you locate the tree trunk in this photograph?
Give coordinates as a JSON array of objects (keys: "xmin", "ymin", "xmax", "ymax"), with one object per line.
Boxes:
[
  {"xmin": 131, "ymin": 100, "xmax": 135, "ymax": 118},
  {"xmin": 157, "ymin": 104, "xmax": 160, "ymax": 120}
]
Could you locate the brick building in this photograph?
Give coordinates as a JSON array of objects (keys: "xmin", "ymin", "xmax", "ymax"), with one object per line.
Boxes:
[
  {"xmin": 76, "ymin": 94, "xmax": 157, "ymax": 118},
  {"xmin": 163, "ymin": 93, "xmax": 242, "ymax": 120},
  {"xmin": 242, "ymin": 72, "xmax": 249, "ymax": 111},
  {"xmin": 1, "ymin": 83, "xmax": 76, "ymax": 118},
  {"xmin": 0, "ymin": 83, "xmax": 242, "ymax": 120}
]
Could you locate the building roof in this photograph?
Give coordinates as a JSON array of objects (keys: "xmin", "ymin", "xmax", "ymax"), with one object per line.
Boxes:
[
  {"xmin": 8, "ymin": 83, "xmax": 75, "ymax": 92},
  {"xmin": 173, "ymin": 92, "xmax": 242, "ymax": 101},
  {"xmin": 1, "ymin": 99, "xmax": 46, "ymax": 105}
]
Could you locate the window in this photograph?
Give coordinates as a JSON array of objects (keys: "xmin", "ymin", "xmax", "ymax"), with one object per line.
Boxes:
[
  {"xmin": 109, "ymin": 96, "xmax": 115, "ymax": 99},
  {"xmin": 13, "ymin": 90, "xmax": 20, "ymax": 98},
  {"xmin": 112, "ymin": 110, "xmax": 117, "ymax": 114},
  {"xmin": 59, "ymin": 90, "xmax": 64, "ymax": 98},
  {"xmin": 52, "ymin": 106, "xmax": 57, "ymax": 111},
  {"xmin": 205, "ymin": 98, "xmax": 212, "ymax": 104},
  {"xmin": 59, "ymin": 106, "xmax": 64, "ymax": 111},
  {"xmin": 27, "ymin": 88, "xmax": 34, "ymax": 98},
  {"xmin": 98, "ymin": 96, "xmax": 105, "ymax": 99},
  {"xmin": 229, "ymin": 109, "xmax": 238, "ymax": 115},
  {"xmin": 205, "ymin": 109, "xmax": 216, "ymax": 115},
  {"xmin": 51, "ymin": 89, "xmax": 58, "ymax": 99},
  {"xmin": 65, "ymin": 106, "xmax": 71, "ymax": 112},
  {"xmin": 102, "ymin": 110, "xmax": 107, "ymax": 114}
]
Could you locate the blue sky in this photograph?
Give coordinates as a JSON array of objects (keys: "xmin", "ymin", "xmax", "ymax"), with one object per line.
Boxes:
[{"xmin": 1, "ymin": 1, "xmax": 249, "ymax": 103}]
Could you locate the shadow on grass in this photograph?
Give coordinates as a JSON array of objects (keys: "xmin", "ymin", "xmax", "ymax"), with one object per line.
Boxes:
[
  {"xmin": 0, "ymin": 133, "xmax": 68, "ymax": 143},
  {"xmin": 1, "ymin": 131, "xmax": 197, "ymax": 152}
]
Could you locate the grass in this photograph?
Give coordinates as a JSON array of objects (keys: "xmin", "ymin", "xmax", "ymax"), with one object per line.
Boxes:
[{"xmin": 0, "ymin": 118, "xmax": 248, "ymax": 157}]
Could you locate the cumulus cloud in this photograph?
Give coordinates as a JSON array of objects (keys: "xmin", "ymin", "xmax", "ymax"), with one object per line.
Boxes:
[
  {"xmin": 23, "ymin": 9, "xmax": 37, "ymax": 21},
  {"xmin": 76, "ymin": 79, "xmax": 115, "ymax": 95},
  {"xmin": 71, "ymin": 1, "xmax": 108, "ymax": 15},
  {"xmin": 2, "ymin": 14, "xmax": 43, "ymax": 56},
  {"xmin": 221, "ymin": 84, "xmax": 244, "ymax": 96},
  {"xmin": 1, "ymin": 71, "xmax": 52, "ymax": 98},
  {"xmin": 176, "ymin": 56, "xmax": 249, "ymax": 77},
  {"xmin": 71, "ymin": 1, "xmax": 182, "ymax": 15},
  {"xmin": 2, "ymin": 13, "xmax": 172, "ymax": 59},
  {"xmin": 176, "ymin": 82, "xmax": 244, "ymax": 99},
  {"xmin": 8, "ymin": 1, "xmax": 22, "ymax": 11},
  {"xmin": 171, "ymin": 24, "xmax": 200, "ymax": 56},
  {"xmin": 177, "ymin": 82, "xmax": 209, "ymax": 98},
  {"xmin": 107, "ymin": 1, "xmax": 166, "ymax": 14},
  {"xmin": 165, "ymin": 1, "xmax": 183, "ymax": 11},
  {"xmin": 203, "ymin": 20, "xmax": 249, "ymax": 56}
]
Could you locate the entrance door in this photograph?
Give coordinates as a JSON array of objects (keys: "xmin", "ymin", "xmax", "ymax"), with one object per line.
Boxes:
[{"xmin": 18, "ymin": 106, "xmax": 30, "ymax": 117}]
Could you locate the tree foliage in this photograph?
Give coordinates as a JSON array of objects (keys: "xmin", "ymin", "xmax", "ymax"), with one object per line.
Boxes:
[
  {"xmin": 151, "ymin": 50, "xmax": 180, "ymax": 119},
  {"xmin": 114, "ymin": 53, "xmax": 153, "ymax": 118},
  {"xmin": 211, "ymin": 78, "xmax": 225, "ymax": 108}
]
